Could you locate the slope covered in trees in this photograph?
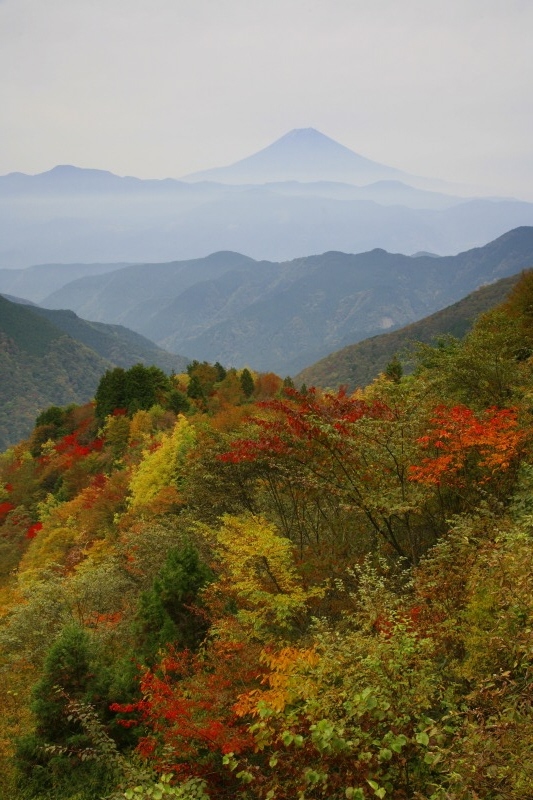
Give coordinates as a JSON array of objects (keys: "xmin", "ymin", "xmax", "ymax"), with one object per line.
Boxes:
[
  {"xmin": 1, "ymin": 277, "xmax": 533, "ymax": 799},
  {"xmin": 295, "ymin": 272, "xmax": 522, "ymax": 390},
  {"xmin": 0, "ymin": 296, "xmax": 189, "ymax": 450},
  {"xmin": 27, "ymin": 306, "xmax": 189, "ymax": 375},
  {"xmin": 40, "ymin": 227, "xmax": 533, "ymax": 374},
  {"xmin": 0, "ymin": 295, "xmax": 113, "ymax": 449}
]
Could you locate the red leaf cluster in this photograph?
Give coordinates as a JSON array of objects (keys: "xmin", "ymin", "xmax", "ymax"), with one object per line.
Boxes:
[
  {"xmin": 409, "ymin": 405, "xmax": 523, "ymax": 486},
  {"xmin": 111, "ymin": 646, "xmax": 256, "ymax": 779},
  {"xmin": 0, "ymin": 501, "xmax": 14, "ymax": 518},
  {"xmin": 26, "ymin": 522, "xmax": 43, "ymax": 539},
  {"xmin": 219, "ymin": 388, "xmax": 393, "ymax": 465}
]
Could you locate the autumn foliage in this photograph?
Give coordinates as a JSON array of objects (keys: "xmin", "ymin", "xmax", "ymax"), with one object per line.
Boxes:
[
  {"xmin": 111, "ymin": 645, "xmax": 256, "ymax": 781},
  {"xmin": 409, "ymin": 404, "xmax": 523, "ymax": 486},
  {"xmin": 2, "ymin": 277, "xmax": 533, "ymax": 799}
]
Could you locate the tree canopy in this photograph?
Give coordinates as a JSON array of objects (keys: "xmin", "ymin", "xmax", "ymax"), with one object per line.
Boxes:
[{"xmin": 1, "ymin": 275, "xmax": 533, "ymax": 799}]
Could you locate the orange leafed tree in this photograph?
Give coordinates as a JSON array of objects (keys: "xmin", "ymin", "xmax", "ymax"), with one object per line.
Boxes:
[{"xmin": 408, "ymin": 404, "xmax": 524, "ymax": 487}]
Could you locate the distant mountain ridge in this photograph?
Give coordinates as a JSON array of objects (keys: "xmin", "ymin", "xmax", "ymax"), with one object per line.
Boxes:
[
  {"xmin": 1, "ymin": 128, "xmax": 532, "ymax": 267},
  {"xmin": 37, "ymin": 227, "xmax": 533, "ymax": 375},
  {"xmin": 0, "ymin": 262, "xmax": 134, "ymax": 303},
  {"xmin": 0, "ymin": 164, "xmax": 184, "ymax": 194}
]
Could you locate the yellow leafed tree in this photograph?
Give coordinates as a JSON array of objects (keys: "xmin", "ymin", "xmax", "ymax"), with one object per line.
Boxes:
[
  {"xmin": 203, "ymin": 514, "xmax": 325, "ymax": 639},
  {"xmin": 128, "ymin": 415, "xmax": 196, "ymax": 513}
]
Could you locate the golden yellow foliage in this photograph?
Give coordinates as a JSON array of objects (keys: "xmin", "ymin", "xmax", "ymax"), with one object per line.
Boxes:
[
  {"xmin": 234, "ymin": 646, "xmax": 319, "ymax": 716},
  {"xmin": 128, "ymin": 409, "xmax": 155, "ymax": 445},
  {"xmin": 128, "ymin": 415, "xmax": 196, "ymax": 512},
  {"xmin": 203, "ymin": 514, "xmax": 325, "ymax": 638},
  {"xmin": 18, "ymin": 524, "xmax": 77, "ymax": 577}
]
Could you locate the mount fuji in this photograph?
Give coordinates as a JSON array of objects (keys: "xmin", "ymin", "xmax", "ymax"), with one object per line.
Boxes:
[
  {"xmin": 182, "ymin": 128, "xmax": 461, "ymax": 193},
  {"xmin": 1, "ymin": 129, "xmax": 533, "ymax": 268}
]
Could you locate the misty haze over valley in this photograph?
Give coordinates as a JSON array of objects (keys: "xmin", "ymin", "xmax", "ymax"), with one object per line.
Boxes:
[
  {"xmin": 2, "ymin": 129, "xmax": 533, "ymax": 378},
  {"xmin": 2, "ymin": 129, "xmax": 533, "ymax": 269}
]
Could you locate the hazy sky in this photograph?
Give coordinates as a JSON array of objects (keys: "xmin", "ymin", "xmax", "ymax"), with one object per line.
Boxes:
[{"xmin": 1, "ymin": 0, "xmax": 532, "ymax": 198}]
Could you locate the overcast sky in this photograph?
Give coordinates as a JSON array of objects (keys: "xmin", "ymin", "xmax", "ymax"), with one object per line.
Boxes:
[{"xmin": 1, "ymin": 0, "xmax": 532, "ymax": 199}]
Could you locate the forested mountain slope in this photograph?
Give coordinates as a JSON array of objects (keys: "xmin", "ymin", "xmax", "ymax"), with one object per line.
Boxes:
[
  {"xmin": 1, "ymin": 274, "xmax": 533, "ymax": 799},
  {"xmin": 27, "ymin": 306, "xmax": 189, "ymax": 374},
  {"xmin": 0, "ymin": 296, "xmax": 188, "ymax": 449},
  {"xmin": 295, "ymin": 272, "xmax": 522, "ymax": 390},
  {"xmin": 0, "ymin": 295, "xmax": 112, "ymax": 448},
  {"xmin": 41, "ymin": 226, "xmax": 533, "ymax": 373}
]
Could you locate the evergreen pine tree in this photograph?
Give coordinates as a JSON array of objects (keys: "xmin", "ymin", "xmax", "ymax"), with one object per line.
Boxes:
[
  {"xmin": 14, "ymin": 625, "xmax": 115, "ymax": 799},
  {"xmin": 135, "ymin": 543, "xmax": 213, "ymax": 664},
  {"xmin": 240, "ymin": 368, "xmax": 255, "ymax": 398}
]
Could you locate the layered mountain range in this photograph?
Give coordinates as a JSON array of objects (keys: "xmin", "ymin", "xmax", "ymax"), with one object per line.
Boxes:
[
  {"xmin": 19, "ymin": 226, "xmax": 533, "ymax": 375},
  {"xmin": 2, "ymin": 226, "xmax": 533, "ymax": 446},
  {"xmin": 2, "ymin": 129, "xmax": 533, "ymax": 268},
  {"xmin": 3, "ymin": 130, "xmax": 533, "ymax": 444}
]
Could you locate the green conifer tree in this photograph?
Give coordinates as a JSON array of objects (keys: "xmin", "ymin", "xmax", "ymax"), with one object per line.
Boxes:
[
  {"xmin": 240, "ymin": 368, "xmax": 255, "ymax": 398},
  {"xmin": 135, "ymin": 544, "xmax": 213, "ymax": 664},
  {"xmin": 15, "ymin": 625, "xmax": 115, "ymax": 799}
]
